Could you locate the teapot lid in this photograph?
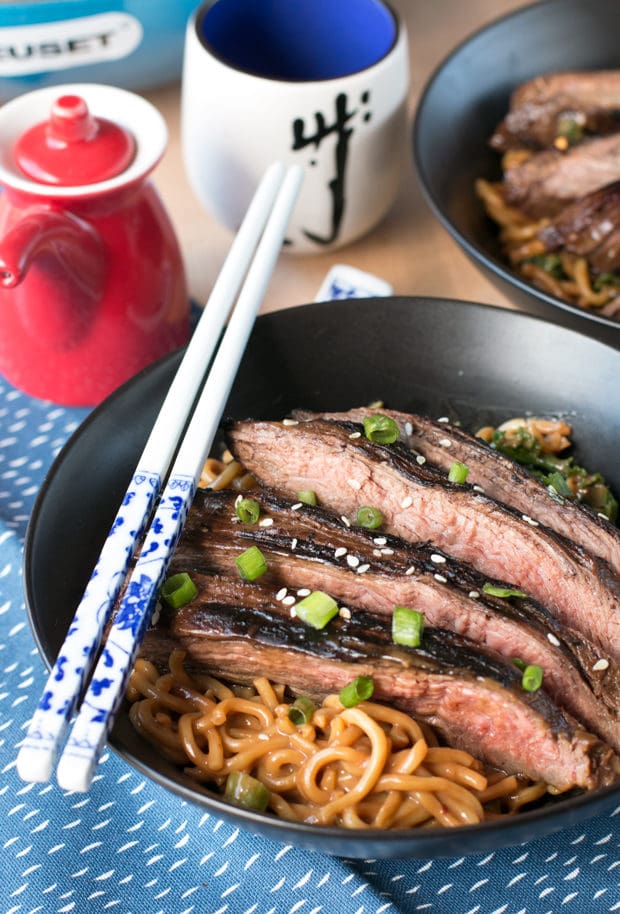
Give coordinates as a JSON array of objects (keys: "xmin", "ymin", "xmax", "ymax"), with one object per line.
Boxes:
[{"xmin": 13, "ymin": 94, "xmax": 136, "ymax": 186}]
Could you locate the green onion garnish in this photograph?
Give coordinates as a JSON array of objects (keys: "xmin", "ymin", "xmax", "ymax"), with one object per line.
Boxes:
[
  {"xmin": 362, "ymin": 413, "xmax": 400, "ymax": 445},
  {"xmin": 235, "ymin": 497, "xmax": 260, "ymax": 524},
  {"xmin": 297, "ymin": 490, "xmax": 317, "ymax": 506},
  {"xmin": 448, "ymin": 461, "xmax": 469, "ymax": 484},
  {"xmin": 482, "ymin": 583, "xmax": 527, "ymax": 599},
  {"xmin": 295, "ymin": 590, "xmax": 338, "ymax": 629},
  {"xmin": 512, "ymin": 657, "xmax": 527, "ymax": 671},
  {"xmin": 521, "ymin": 664, "xmax": 543, "ymax": 692},
  {"xmin": 235, "ymin": 545, "xmax": 268, "ymax": 581},
  {"xmin": 356, "ymin": 505, "xmax": 383, "ymax": 529},
  {"xmin": 288, "ymin": 696, "xmax": 316, "ymax": 726},
  {"xmin": 392, "ymin": 605, "xmax": 425, "ymax": 647},
  {"xmin": 160, "ymin": 572, "xmax": 198, "ymax": 609},
  {"xmin": 339, "ymin": 675, "xmax": 375, "ymax": 708},
  {"xmin": 224, "ymin": 770, "xmax": 270, "ymax": 811}
]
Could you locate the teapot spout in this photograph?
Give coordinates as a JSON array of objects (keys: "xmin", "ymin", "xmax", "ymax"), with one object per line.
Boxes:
[{"xmin": 0, "ymin": 205, "xmax": 105, "ymax": 292}]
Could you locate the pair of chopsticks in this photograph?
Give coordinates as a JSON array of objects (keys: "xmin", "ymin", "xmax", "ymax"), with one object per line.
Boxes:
[{"xmin": 17, "ymin": 162, "xmax": 303, "ymax": 792}]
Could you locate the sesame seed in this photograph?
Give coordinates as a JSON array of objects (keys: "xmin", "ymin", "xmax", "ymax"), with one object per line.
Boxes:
[
  {"xmin": 593, "ymin": 658, "xmax": 610, "ymax": 672},
  {"xmin": 373, "ymin": 536, "xmax": 387, "ymax": 546},
  {"xmin": 473, "ymin": 485, "xmax": 485, "ymax": 493},
  {"xmin": 291, "ymin": 502, "xmax": 303, "ymax": 510},
  {"xmin": 438, "ymin": 438, "xmax": 452, "ymax": 447},
  {"xmin": 434, "ymin": 573, "xmax": 447, "ymax": 583},
  {"xmin": 349, "ymin": 431, "xmax": 362, "ymax": 439},
  {"xmin": 297, "ymin": 588, "xmax": 311, "ymax": 597},
  {"xmin": 334, "ymin": 547, "xmax": 347, "ymax": 559},
  {"xmin": 438, "ymin": 416, "xmax": 450, "ymax": 423},
  {"xmin": 290, "ymin": 607, "xmax": 297, "ymax": 618},
  {"xmin": 276, "ymin": 587, "xmax": 288, "ymax": 601},
  {"xmin": 400, "ymin": 495, "xmax": 413, "ymax": 508},
  {"xmin": 405, "ymin": 566, "xmax": 415, "ymax": 576},
  {"xmin": 346, "ymin": 554, "xmax": 360, "ymax": 568},
  {"xmin": 357, "ymin": 563, "xmax": 370, "ymax": 574},
  {"xmin": 234, "ymin": 493, "xmax": 243, "ymax": 506},
  {"xmin": 430, "ymin": 553, "xmax": 446, "ymax": 564},
  {"xmin": 291, "ymin": 538, "xmax": 298, "ymax": 551},
  {"xmin": 597, "ymin": 512, "xmax": 609, "ymax": 520},
  {"xmin": 380, "ymin": 548, "xmax": 394, "ymax": 556},
  {"xmin": 547, "ymin": 632, "xmax": 560, "ymax": 647},
  {"xmin": 469, "ymin": 590, "xmax": 480, "ymax": 599},
  {"xmin": 373, "ymin": 549, "xmax": 382, "ymax": 557},
  {"xmin": 259, "ymin": 517, "xmax": 274, "ymax": 527},
  {"xmin": 282, "ymin": 418, "xmax": 299, "ymax": 426},
  {"xmin": 339, "ymin": 607, "xmax": 352, "ymax": 620},
  {"xmin": 416, "ymin": 455, "xmax": 426, "ymax": 465},
  {"xmin": 341, "ymin": 515, "xmax": 351, "ymax": 527},
  {"xmin": 522, "ymin": 514, "xmax": 540, "ymax": 527},
  {"xmin": 347, "ymin": 478, "xmax": 362, "ymax": 490},
  {"xmin": 404, "ymin": 421, "xmax": 413, "ymax": 436},
  {"xmin": 282, "ymin": 595, "xmax": 296, "ymax": 606}
]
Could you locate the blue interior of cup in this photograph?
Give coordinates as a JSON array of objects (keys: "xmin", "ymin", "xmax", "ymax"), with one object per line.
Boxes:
[{"xmin": 197, "ymin": 0, "xmax": 397, "ymax": 80}]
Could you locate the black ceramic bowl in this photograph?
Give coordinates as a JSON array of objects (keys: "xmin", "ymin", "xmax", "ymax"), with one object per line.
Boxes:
[
  {"xmin": 24, "ymin": 298, "xmax": 620, "ymax": 858},
  {"xmin": 413, "ymin": 0, "xmax": 620, "ymax": 348}
]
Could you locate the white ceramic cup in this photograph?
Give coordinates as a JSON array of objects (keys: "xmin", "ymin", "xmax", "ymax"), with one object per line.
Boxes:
[{"xmin": 181, "ymin": 0, "xmax": 409, "ymax": 254}]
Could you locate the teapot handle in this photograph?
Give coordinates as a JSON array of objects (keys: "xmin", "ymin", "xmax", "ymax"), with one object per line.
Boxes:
[{"xmin": 0, "ymin": 205, "xmax": 105, "ymax": 292}]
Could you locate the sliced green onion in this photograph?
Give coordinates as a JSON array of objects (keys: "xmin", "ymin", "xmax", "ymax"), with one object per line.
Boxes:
[
  {"xmin": 482, "ymin": 583, "xmax": 527, "ymax": 599},
  {"xmin": 297, "ymin": 490, "xmax": 317, "ymax": 506},
  {"xmin": 224, "ymin": 770, "xmax": 270, "ymax": 811},
  {"xmin": 235, "ymin": 545, "xmax": 268, "ymax": 581},
  {"xmin": 356, "ymin": 505, "xmax": 383, "ymax": 529},
  {"xmin": 288, "ymin": 696, "xmax": 316, "ymax": 726},
  {"xmin": 295, "ymin": 590, "xmax": 338, "ymax": 629},
  {"xmin": 362, "ymin": 413, "xmax": 400, "ymax": 445},
  {"xmin": 521, "ymin": 664, "xmax": 544, "ymax": 692},
  {"xmin": 160, "ymin": 572, "xmax": 198, "ymax": 609},
  {"xmin": 392, "ymin": 605, "xmax": 425, "ymax": 647},
  {"xmin": 512, "ymin": 657, "xmax": 526, "ymax": 671},
  {"xmin": 448, "ymin": 461, "xmax": 469, "ymax": 484},
  {"xmin": 339, "ymin": 675, "xmax": 375, "ymax": 708},
  {"xmin": 235, "ymin": 497, "xmax": 261, "ymax": 524}
]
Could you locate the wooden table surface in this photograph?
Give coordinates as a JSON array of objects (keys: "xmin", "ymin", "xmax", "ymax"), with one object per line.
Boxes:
[{"xmin": 144, "ymin": 0, "xmax": 532, "ymax": 314}]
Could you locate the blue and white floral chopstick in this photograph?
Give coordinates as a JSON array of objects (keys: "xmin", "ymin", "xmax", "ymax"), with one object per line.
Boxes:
[{"xmin": 17, "ymin": 162, "xmax": 302, "ymax": 788}]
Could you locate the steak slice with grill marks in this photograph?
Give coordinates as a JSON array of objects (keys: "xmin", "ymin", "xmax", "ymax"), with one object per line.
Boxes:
[
  {"xmin": 226, "ymin": 418, "xmax": 620, "ymax": 663},
  {"xmin": 502, "ymin": 133, "xmax": 620, "ymax": 218},
  {"xmin": 293, "ymin": 407, "xmax": 620, "ymax": 578},
  {"xmin": 140, "ymin": 571, "xmax": 618, "ymax": 792},
  {"xmin": 173, "ymin": 487, "xmax": 620, "ymax": 752},
  {"xmin": 490, "ymin": 71, "xmax": 620, "ymax": 152}
]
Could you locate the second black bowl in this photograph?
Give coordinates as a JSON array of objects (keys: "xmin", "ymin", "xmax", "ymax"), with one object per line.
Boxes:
[{"xmin": 413, "ymin": 0, "xmax": 620, "ymax": 348}]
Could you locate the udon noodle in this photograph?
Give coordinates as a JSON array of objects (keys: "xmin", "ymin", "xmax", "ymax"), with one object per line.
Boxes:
[{"xmin": 127, "ymin": 651, "xmax": 546, "ymax": 829}]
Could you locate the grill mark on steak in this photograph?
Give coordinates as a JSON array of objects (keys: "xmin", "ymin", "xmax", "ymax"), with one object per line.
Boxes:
[
  {"xmin": 226, "ymin": 418, "xmax": 620, "ymax": 663},
  {"xmin": 139, "ymin": 571, "xmax": 617, "ymax": 791},
  {"xmin": 172, "ymin": 487, "xmax": 620, "ymax": 752},
  {"xmin": 502, "ymin": 134, "xmax": 620, "ymax": 218},
  {"xmin": 538, "ymin": 181, "xmax": 620, "ymax": 274},
  {"xmin": 490, "ymin": 71, "xmax": 620, "ymax": 152},
  {"xmin": 294, "ymin": 407, "xmax": 620, "ymax": 578}
]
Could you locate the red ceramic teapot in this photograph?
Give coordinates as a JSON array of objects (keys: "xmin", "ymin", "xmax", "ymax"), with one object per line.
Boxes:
[{"xmin": 0, "ymin": 84, "xmax": 189, "ymax": 406}]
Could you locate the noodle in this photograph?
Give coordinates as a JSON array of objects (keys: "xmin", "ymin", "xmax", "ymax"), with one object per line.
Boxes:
[{"xmin": 126, "ymin": 650, "xmax": 548, "ymax": 829}]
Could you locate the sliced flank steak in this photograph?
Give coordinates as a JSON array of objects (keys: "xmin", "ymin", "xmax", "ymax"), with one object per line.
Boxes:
[
  {"xmin": 502, "ymin": 133, "xmax": 620, "ymax": 218},
  {"xmin": 226, "ymin": 418, "xmax": 620, "ymax": 664},
  {"xmin": 294, "ymin": 407, "xmax": 620, "ymax": 578},
  {"xmin": 173, "ymin": 487, "xmax": 620, "ymax": 753},
  {"xmin": 140, "ymin": 571, "xmax": 618, "ymax": 792},
  {"xmin": 490, "ymin": 70, "xmax": 620, "ymax": 152}
]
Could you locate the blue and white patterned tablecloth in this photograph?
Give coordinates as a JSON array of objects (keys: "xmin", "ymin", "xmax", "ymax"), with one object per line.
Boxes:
[{"xmin": 1, "ymin": 371, "xmax": 619, "ymax": 914}]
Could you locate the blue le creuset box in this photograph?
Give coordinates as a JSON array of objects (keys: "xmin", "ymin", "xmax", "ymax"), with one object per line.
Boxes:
[{"xmin": 0, "ymin": 0, "xmax": 198, "ymax": 99}]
